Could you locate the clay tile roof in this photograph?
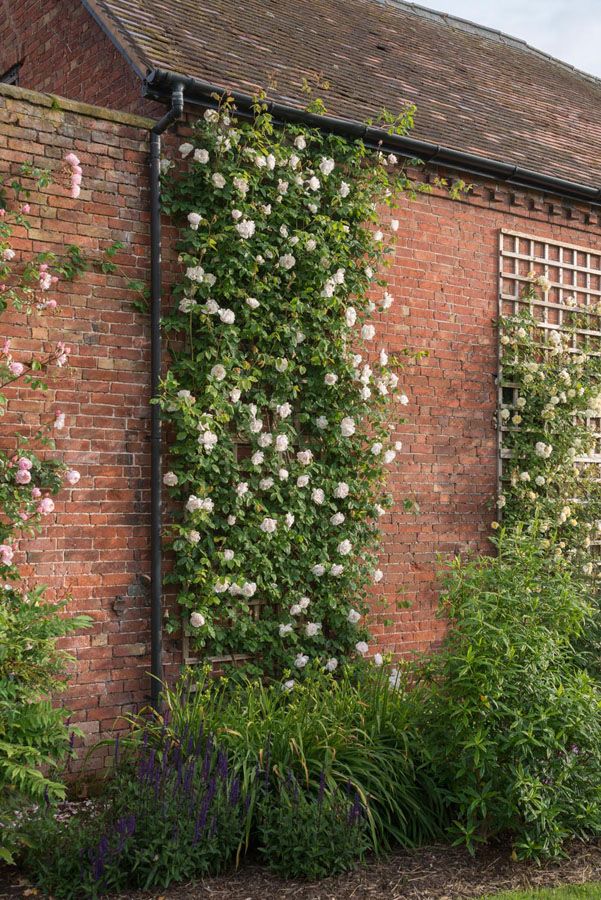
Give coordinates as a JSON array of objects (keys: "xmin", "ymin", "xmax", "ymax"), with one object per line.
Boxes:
[{"xmin": 84, "ymin": 0, "xmax": 601, "ymax": 189}]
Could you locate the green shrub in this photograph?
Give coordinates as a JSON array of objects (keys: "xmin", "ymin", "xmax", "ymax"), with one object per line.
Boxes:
[
  {"xmin": 258, "ymin": 773, "xmax": 370, "ymax": 878},
  {"xmin": 419, "ymin": 525, "xmax": 601, "ymax": 859},
  {"xmin": 0, "ymin": 583, "xmax": 90, "ymax": 863},
  {"xmin": 119, "ymin": 663, "xmax": 444, "ymax": 853},
  {"xmin": 21, "ymin": 735, "xmax": 249, "ymax": 897}
]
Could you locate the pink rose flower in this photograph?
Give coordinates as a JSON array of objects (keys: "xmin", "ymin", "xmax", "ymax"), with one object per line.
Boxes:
[
  {"xmin": 65, "ymin": 469, "xmax": 80, "ymax": 486},
  {"xmin": 21, "ymin": 204, "xmax": 30, "ymax": 214},
  {"xmin": 15, "ymin": 469, "xmax": 31, "ymax": 484},
  {"xmin": 18, "ymin": 457, "xmax": 33, "ymax": 470},
  {"xmin": 0, "ymin": 544, "xmax": 14, "ymax": 566},
  {"xmin": 32, "ymin": 487, "xmax": 41, "ymax": 499},
  {"xmin": 70, "ymin": 185, "xmax": 81, "ymax": 200},
  {"xmin": 38, "ymin": 497, "xmax": 55, "ymax": 515},
  {"xmin": 9, "ymin": 361, "xmax": 24, "ymax": 376},
  {"xmin": 65, "ymin": 153, "xmax": 80, "ymax": 167}
]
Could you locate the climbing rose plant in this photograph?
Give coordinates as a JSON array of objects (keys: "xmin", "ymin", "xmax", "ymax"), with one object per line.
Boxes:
[
  {"xmin": 160, "ymin": 99, "xmax": 423, "ymax": 677},
  {"xmin": 0, "ymin": 161, "xmax": 90, "ymax": 862},
  {"xmin": 497, "ymin": 278, "xmax": 601, "ymax": 576}
]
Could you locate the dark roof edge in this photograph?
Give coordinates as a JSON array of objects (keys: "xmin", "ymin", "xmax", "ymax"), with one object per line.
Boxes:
[{"xmin": 144, "ymin": 68, "xmax": 601, "ymax": 208}]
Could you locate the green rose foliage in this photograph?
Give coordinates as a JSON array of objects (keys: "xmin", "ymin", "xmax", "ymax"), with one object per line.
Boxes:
[
  {"xmin": 497, "ymin": 288, "xmax": 601, "ymax": 669},
  {"xmin": 160, "ymin": 100, "xmax": 419, "ymax": 675}
]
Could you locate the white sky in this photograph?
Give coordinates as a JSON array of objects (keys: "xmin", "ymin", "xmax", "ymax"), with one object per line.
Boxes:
[{"xmin": 424, "ymin": 0, "xmax": 601, "ymax": 77}]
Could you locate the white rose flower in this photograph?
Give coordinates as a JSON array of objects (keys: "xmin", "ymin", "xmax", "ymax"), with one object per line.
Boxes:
[
  {"xmin": 289, "ymin": 605, "xmax": 301, "ymax": 618},
  {"xmin": 218, "ymin": 308, "xmax": 235, "ymax": 324},
  {"xmin": 382, "ymin": 292, "xmax": 394, "ymax": 310},
  {"xmin": 233, "ymin": 176, "xmax": 249, "ymax": 195},
  {"xmin": 311, "ymin": 488, "xmax": 325, "ymax": 505},
  {"xmin": 379, "ymin": 349, "xmax": 389, "ymax": 366},
  {"xmin": 186, "ymin": 265, "xmax": 205, "ymax": 282},
  {"xmin": 214, "ymin": 580, "xmax": 229, "ymax": 593},
  {"xmin": 179, "ymin": 296, "xmax": 196, "ymax": 313},
  {"xmin": 179, "ymin": 142, "xmax": 194, "ymax": 157},
  {"xmin": 306, "ymin": 238, "xmax": 317, "ymax": 251},
  {"xmin": 330, "ymin": 564, "xmax": 344, "ymax": 576},
  {"xmin": 294, "ymin": 135, "xmax": 307, "ymax": 150},
  {"xmin": 297, "ymin": 450, "xmax": 313, "ymax": 465},
  {"xmin": 340, "ymin": 417, "xmax": 356, "ymax": 437},
  {"xmin": 316, "ymin": 416, "xmax": 328, "ymax": 429},
  {"xmin": 362, "ymin": 324, "xmax": 376, "ymax": 341},
  {"xmin": 330, "ymin": 512, "xmax": 345, "ymax": 526},
  {"xmin": 374, "ymin": 653, "xmax": 384, "ymax": 666},
  {"xmin": 337, "ymin": 539, "xmax": 352, "ymax": 556},
  {"xmin": 242, "ymin": 582, "xmax": 257, "ymax": 597},
  {"xmin": 273, "ymin": 434, "xmax": 288, "ymax": 453},
  {"xmin": 279, "ymin": 468, "xmax": 289, "ymax": 481},
  {"xmin": 236, "ymin": 219, "xmax": 256, "ymax": 239},
  {"xmin": 275, "ymin": 357, "xmax": 289, "ymax": 372},
  {"xmin": 212, "ymin": 172, "xmax": 226, "ymax": 188},
  {"xmin": 187, "ymin": 212, "xmax": 202, "ymax": 230},
  {"xmin": 324, "ymin": 373, "xmax": 338, "ymax": 386},
  {"xmin": 283, "ymin": 679, "xmax": 295, "ymax": 691},
  {"xmin": 371, "ymin": 442, "xmax": 383, "ymax": 456},
  {"xmin": 373, "ymin": 569, "xmax": 384, "ymax": 583},
  {"xmin": 334, "ymin": 482, "xmax": 349, "ymax": 499},
  {"xmin": 347, "ymin": 609, "xmax": 361, "ymax": 624},
  {"xmin": 325, "ymin": 657, "xmax": 338, "ymax": 672},
  {"xmin": 223, "ymin": 549, "xmax": 234, "ymax": 561},
  {"xmin": 190, "ymin": 612, "xmax": 206, "ymax": 628},
  {"xmin": 383, "ymin": 450, "xmax": 396, "ymax": 464},
  {"xmin": 295, "ymin": 654, "xmax": 309, "ymax": 669},
  {"xmin": 227, "ymin": 515, "xmax": 237, "ymax": 525},
  {"xmin": 259, "ymin": 478, "xmax": 274, "ymax": 490},
  {"xmin": 193, "ymin": 148, "xmax": 209, "ymax": 164},
  {"xmin": 210, "ymin": 364, "xmax": 226, "ymax": 381},
  {"xmin": 246, "ymin": 297, "xmax": 260, "ymax": 309},
  {"xmin": 258, "ymin": 433, "xmax": 273, "ymax": 448},
  {"xmin": 278, "ymin": 254, "xmax": 296, "ymax": 270},
  {"xmin": 296, "ymin": 475, "xmax": 309, "ymax": 489},
  {"xmin": 305, "ymin": 622, "xmax": 321, "ymax": 637},
  {"xmin": 319, "ymin": 157, "xmax": 335, "ymax": 175},
  {"xmin": 312, "ymin": 564, "xmax": 325, "ymax": 577},
  {"xmin": 285, "ymin": 512, "xmax": 295, "ymax": 528},
  {"xmin": 163, "ymin": 471, "xmax": 178, "ymax": 486},
  {"xmin": 345, "ymin": 307, "xmax": 357, "ymax": 327},
  {"xmin": 391, "ymin": 219, "xmax": 399, "ymax": 231},
  {"xmin": 279, "ymin": 623, "xmax": 293, "ymax": 636},
  {"xmin": 308, "ymin": 176, "xmax": 321, "ymax": 191},
  {"xmin": 260, "ymin": 517, "xmax": 277, "ymax": 533},
  {"xmin": 399, "ymin": 394, "xmax": 409, "ymax": 406},
  {"xmin": 230, "ymin": 388, "xmax": 241, "ymax": 403},
  {"xmin": 236, "ymin": 482, "xmax": 249, "ymax": 497},
  {"xmin": 187, "ymin": 530, "xmax": 201, "ymax": 544},
  {"xmin": 251, "ymin": 451, "xmax": 264, "ymax": 466},
  {"xmin": 339, "ymin": 181, "xmax": 350, "ymax": 198},
  {"xmin": 374, "ymin": 231, "xmax": 383, "ymax": 242},
  {"xmin": 355, "ymin": 641, "xmax": 369, "ymax": 655},
  {"xmin": 276, "ymin": 402, "xmax": 292, "ymax": 418}
]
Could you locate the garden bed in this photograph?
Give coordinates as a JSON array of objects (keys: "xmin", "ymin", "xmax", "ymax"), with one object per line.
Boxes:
[{"xmin": 3, "ymin": 841, "xmax": 601, "ymax": 900}]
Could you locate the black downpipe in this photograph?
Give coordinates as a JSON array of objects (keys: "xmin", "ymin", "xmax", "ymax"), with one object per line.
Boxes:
[
  {"xmin": 144, "ymin": 68, "xmax": 601, "ymax": 207},
  {"xmin": 149, "ymin": 83, "xmax": 184, "ymax": 710}
]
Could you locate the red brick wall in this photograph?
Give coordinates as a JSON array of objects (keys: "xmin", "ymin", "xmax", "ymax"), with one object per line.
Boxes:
[
  {"xmin": 0, "ymin": 0, "xmax": 159, "ymax": 117},
  {"xmin": 4, "ymin": 81, "xmax": 601, "ymax": 759},
  {"xmin": 0, "ymin": 83, "xmax": 154, "ymax": 763}
]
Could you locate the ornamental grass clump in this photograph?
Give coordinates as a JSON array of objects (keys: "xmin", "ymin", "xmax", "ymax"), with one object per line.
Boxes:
[
  {"xmin": 159, "ymin": 97, "xmax": 425, "ymax": 675},
  {"xmin": 258, "ymin": 771, "xmax": 370, "ymax": 879},
  {"xmin": 418, "ymin": 525, "xmax": 601, "ymax": 861},
  {"xmin": 21, "ymin": 728, "xmax": 250, "ymax": 897}
]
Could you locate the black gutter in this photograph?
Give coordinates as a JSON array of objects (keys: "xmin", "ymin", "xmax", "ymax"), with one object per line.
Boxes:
[
  {"xmin": 144, "ymin": 67, "xmax": 601, "ymax": 207},
  {"xmin": 149, "ymin": 82, "xmax": 184, "ymax": 710}
]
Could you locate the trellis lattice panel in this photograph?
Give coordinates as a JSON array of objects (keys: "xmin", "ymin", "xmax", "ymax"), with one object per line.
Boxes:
[{"xmin": 498, "ymin": 230, "xmax": 601, "ymax": 474}]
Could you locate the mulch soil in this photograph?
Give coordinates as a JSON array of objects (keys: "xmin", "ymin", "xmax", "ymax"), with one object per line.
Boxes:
[{"xmin": 2, "ymin": 840, "xmax": 601, "ymax": 900}]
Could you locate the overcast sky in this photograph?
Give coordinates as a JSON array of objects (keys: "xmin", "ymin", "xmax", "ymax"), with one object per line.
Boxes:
[{"xmin": 426, "ymin": 0, "xmax": 601, "ymax": 77}]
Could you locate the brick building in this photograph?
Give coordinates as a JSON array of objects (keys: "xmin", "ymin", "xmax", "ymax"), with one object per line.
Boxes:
[{"xmin": 2, "ymin": 0, "xmax": 601, "ymax": 750}]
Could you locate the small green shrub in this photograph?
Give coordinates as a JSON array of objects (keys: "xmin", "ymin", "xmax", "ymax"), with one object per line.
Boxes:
[
  {"xmin": 21, "ymin": 735, "xmax": 249, "ymax": 897},
  {"xmin": 258, "ymin": 773, "xmax": 369, "ymax": 879},
  {"xmin": 419, "ymin": 525, "xmax": 601, "ymax": 860}
]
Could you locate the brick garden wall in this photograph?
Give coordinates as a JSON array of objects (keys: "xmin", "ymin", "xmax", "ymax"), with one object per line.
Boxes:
[{"xmin": 4, "ymin": 81, "xmax": 601, "ymax": 759}]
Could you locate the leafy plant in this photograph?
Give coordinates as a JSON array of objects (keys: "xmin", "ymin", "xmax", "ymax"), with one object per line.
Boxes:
[
  {"xmin": 21, "ymin": 734, "xmax": 249, "ymax": 897},
  {"xmin": 258, "ymin": 773, "xmax": 369, "ymax": 878},
  {"xmin": 117, "ymin": 664, "xmax": 445, "ymax": 853},
  {"xmin": 419, "ymin": 526, "xmax": 601, "ymax": 860},
  {"xmin": 158, "ymin": 99, "xmax": 421, "ymax": 673}
]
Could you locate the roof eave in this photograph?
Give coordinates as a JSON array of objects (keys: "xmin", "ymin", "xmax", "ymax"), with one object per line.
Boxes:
[{"xmin": 144, "ymin": 68, "xmax": 601, "ymax": 207}]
